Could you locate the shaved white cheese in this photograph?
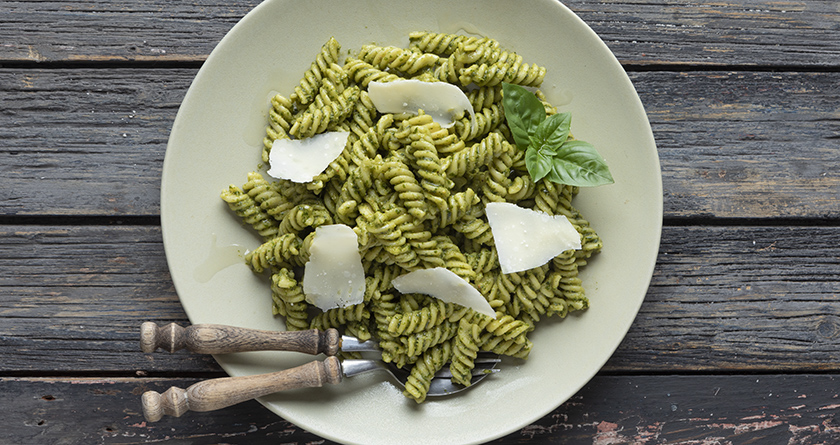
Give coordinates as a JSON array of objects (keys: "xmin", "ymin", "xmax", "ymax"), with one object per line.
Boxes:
[
  {"xmin": 485, "ymin": 202, "xmax": 582, "ymax": 274},
  {"xmin": 367, "ymin": 79, "xmax": 475, "ymax": 129},
  {"xmin": 267, "ymin": 131, "xmax": 349, "ymax": 183},
  {"xmin": 302, "ymin": 224, "xmax": 366, "ymax": 311},
  {"xmin": 391, "ymin": 267, "xmax": 496, "ymax": 318}
]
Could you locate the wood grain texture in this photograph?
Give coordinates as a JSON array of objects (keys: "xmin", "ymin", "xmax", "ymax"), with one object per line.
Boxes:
[
  {"xmin": 0, "ymin": 225, "xmax": 217, "ymax": 373},
  {"xmin": 606, "ymin": 225, "xmax": 840, "ymax": 373},
  {"xmin": 0, "ymin": 68, "xmax": 189, "ymax": 216},
  {"xmin": 2, "ymin": 225, "xmax": 838, "ymax": 374},
  {"xmin": 0, "ymin": 1, "xmax": 259, "ymax": 64},
  {"xmin": 1, "ymin": 69, "xmax": 838, "ymax": 219},
  {"xmin": 638, "ymin": 70, "xmax": 840, "ymax": 220},
  {"xmin": 572, "ymin": 0, "xmax": 840, "ymax": 67},
  {"xmin": 4, "ymin": 375, "xmax": 839, "ymax": 444},
  {"xmin": 2, "ymin": 1, "xmax": 839, "ymax": 67},
  {"xmin": 2, "ymin": 1, "xmax": 839, "ymax": 443}
]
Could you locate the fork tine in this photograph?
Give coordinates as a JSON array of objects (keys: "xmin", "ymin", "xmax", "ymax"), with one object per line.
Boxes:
[
  {"xmin": 476, "ymin": 351, "xmax": 499, "ymax": 359},
  {"xmin": 432, "ymin": 360, "xmax": 501, "ymax": 379},
  {"xmin": 471, "ymin": 367, "xmax": 501, "ymax": 376}
]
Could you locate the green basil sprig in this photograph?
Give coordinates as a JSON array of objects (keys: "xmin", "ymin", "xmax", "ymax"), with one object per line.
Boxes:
[{"xmin": 502, "ymin": 82, "xmax": 614, "ymax": 187}]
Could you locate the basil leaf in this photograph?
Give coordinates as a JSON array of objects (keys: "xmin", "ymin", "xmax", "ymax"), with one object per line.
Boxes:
[
  {"xmin": 502, "ymin": 82, "xmax": 545, "ymax": 151},
  {"xmin": 525, "ymin": 144, "xmax": 553, "ymax": 183},
  {"xmin": 532, "ymin": 112, "xmax": 571, "ymax": 152},
  {"xmin": 501, "ymin": 81, "xmax": 613, "ymax": 188},
  {"xmin": 545, "ymin": 140, "xmax": 615, "ymax": 187}
]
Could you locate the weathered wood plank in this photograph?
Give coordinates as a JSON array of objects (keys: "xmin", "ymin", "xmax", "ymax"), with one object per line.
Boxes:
[
  {"xmin": 1, "ymin": 69, "xmax": 839, "ymax": 220},
  {"xmin": 606, "ymin": 224, "xmax": 840, "ymax": 372},
  {"xmin": 575, "ymin": 0, "xmax": 840, "ymax": 68},
  {"xmin": 0, "ymin": 225, "xmax": 219, "ymax": 373},
  {"xmin": 635, "ymin": 70, "xmax": 840, "ymax": 220},
  {"xmin": 0, "ymin": 68, "xmax": 190, "ymax": 216},
  {"xmin": 0, "ymin": 0, "xmax": 259, "ymax": 64},
  {"xmin": 1, "ymin": 1, "xmax": 839, "ymax": 67},
  {"xmin": 4, "ymin": 374, "xmax": 839, "ymax": 444},
  {"xmin": 1, "ymin": 225, "xmax": 839, "ymax": 373}
]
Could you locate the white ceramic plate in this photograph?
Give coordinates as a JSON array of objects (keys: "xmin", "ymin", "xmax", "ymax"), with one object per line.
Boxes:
[{"xmin": 161, "ymin": 0, "xmax": 662, "ymax": 443}]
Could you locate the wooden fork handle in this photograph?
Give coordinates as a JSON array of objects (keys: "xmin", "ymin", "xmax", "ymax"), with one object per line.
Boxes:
[
  {"xmin": 142, "ymin": 356, "xmax": 342, "ymax": 422},
  {"xmin": 139, "ymin": 322, "xmax": 340, "ymax": 355}
]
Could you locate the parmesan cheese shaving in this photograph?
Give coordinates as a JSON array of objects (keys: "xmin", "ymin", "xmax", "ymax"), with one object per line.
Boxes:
[
  {"xmin": 302, "ymin": 224, "xmax": 366, "ymax": 311},
  {"xmin": 391, "ymin": 267, "xmax": 496, "ymax": 318},
  {"xmin": 367, "ymin": 79, "xmax": 475, "ymax": 129},
  {"xmin": 267, "ymin": 131, "xmax": 349, "ymax": 183},
  {"xmin": 485, "ymin": 202, "xmax": 582, "ymax": 274}
]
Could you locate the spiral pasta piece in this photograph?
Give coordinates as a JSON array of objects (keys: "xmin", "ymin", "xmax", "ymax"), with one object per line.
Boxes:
[
  {"xmin": 435, "ymin": 235, "xmax": 476, "ymax": 283},
  {"xmin": 270, "ymin": 268, "xmax": 309, "ymax": 331},
  {"xmin": 403, "ymin": 220, "xmax": 446, "ymax": 269},
  {"xmin": 263, "ymin": 93, "xmax": 294, "ymax": 163},
  {"xmin": 291, "ymin": 36, "xmax": 341, "ymax": 105},
  {"xmin": 363, "ymin": 206, "xmax": 421, "ymax": 270},
  {"xmin": 310, "ymin": 303, "xmax": 370, "ymax": 332},
  {"xmin": 506, "ymin": 172, "xmax": 538, "ymax": 203},
  {"xmin": 402, "ymin": 339, "xmax": 454, "ymax": 403},
  {"xmin": 387, "ymin": 298, "xmax": 453, "ymax": 336},
  {"xmin": 306, "ymin": 63, "xmax": 349, "ymax": 111},
  {"xmin": 277, "ymin": 202, "xmax": 334, "ymax": 236},
  {"xmin": 441, "ymin": 131, "xmax": 508, "ymax": 178},
  {"xmin": 344, "ymin": 57, "xmax": 402, "ymax": 87},
  {"xmin": 380, "ymin": 157, "xmax": 427, "ymax": 220},
  {"xmin": 480, "ymin": 153, "xmax": 513, "ymax": 204},
  {"xmin": 220, "ymin": 185, "xmax": 278, "ymax": 240},
  {"xmin": 290, "ymin": 86, "xmax": 360, "ymax": 138},
  {"xmin": 246, "ymin": 233, "xmax": 305, "ymax": 273},
  {"xmin": 334, "ymin": 159, "xmax": 377, "ymax": 224},
  {"xmin": 358, "ymin": 44, "xmax": 439, "ymax": 75},
  {"xmin": 465, "ymin": 247, "xmax": 498, "ymax": 275},
  {"xmin": 408, "ymin": 31, "xmax": 486, "ymax": 56},
  {"xmin": 242, "ymin": 172, "xmax": 295, "ymax": 221},
  {"xmin": 458, "ymin": 56, "xmax": 547, "ymax": 87},
  {"xmin": 407, "ymin": 128, "xmax": 452, "ymax": 213},
  {"xmin": 480, "ymin": 331, "xmax": 532, "ymax": 359},
  {"xmin": 466, "ymin": 85, "xmax": 503, "ymax": 110},
  {"xmin": 450, "ymin": 318, "xmax": 481, "ymax": 387},
  {"xmin": 452, "ymin": 37, "xmax": 502, "ymax": 66},
  {"xmin": 452, "ymin": 215, "xmax": 494, "ymax": 246},
  {"xmin": 536, "ymin": 89, "xmax": 559, "ymax": 116},
  {"xmin": 453, "ymin": 102, "xmax": 504, "ymax": 141},
  {"xmin": 342, "ymin": 90, "xmax": 378, "ymax": 142},
  {"xmin": 433, "ymin": 55, "xmax": 461, "ymax": 84},
  {"xmin": 435, "ymin": 188, "xmax": 480, "ymax": 229},
  {"xmin": 401, "ymin": 319, "xmax": 458, "ymax": 358}
]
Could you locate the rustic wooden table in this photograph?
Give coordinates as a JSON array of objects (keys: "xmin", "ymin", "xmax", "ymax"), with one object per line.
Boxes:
[{"xmin": 3, "ymin": 1, "xmax": 839, "ymax": 443}]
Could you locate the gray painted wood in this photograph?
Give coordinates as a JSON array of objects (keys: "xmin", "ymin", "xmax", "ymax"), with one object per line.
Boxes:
[
  {"xmin": 2, "ymin": 225, "xmax": 838, "ymax": 373},
  {"xmin": 1, "ymin": 69, "xmax": 838, "ymax": 219},
  {"xmin": 3, "ymin": 0, "xmax": 839, "ymax": 443},
  {"xmin": 1, "ymin": 1, "xmax": 838, "ymax": 67},
  {"xmin": 4, "ymin": 375, "xmax": 839, "ymax": 443}
]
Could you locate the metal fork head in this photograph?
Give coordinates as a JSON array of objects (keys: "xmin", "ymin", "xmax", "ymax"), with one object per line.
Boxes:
[{"xmin": 341, "ymin": 353, "xmax": 500, "ymax": 396}]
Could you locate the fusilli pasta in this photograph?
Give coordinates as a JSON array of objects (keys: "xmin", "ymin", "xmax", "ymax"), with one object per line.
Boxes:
[{"xmin": 223, "ymin": 31, "xmax": 603, "ymax": 403}]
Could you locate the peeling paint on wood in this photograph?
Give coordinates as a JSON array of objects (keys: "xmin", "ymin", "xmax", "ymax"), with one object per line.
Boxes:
[{"xmin": 4, "ymin": 376, "xmax": 839, "ymax": 444}]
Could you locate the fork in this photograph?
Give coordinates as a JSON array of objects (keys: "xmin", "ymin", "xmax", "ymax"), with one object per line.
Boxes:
[{"xmin": 139, "ymin": 322, "xmax": 500, "ymax": 421}]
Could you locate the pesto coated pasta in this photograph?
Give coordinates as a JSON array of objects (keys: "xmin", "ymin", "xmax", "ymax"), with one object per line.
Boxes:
[{"xmin": 223, "ymin": 32, "xmax": 602, "ymax": 403}]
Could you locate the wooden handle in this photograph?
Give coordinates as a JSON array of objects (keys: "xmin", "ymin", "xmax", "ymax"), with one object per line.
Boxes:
[
  {"xmin": 139, "ymin": 322, "xmax": 341, "ymax": 356},
  {"xmin": 142, "ymin": 356, "xmax": 342, "ymax": 422}
]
